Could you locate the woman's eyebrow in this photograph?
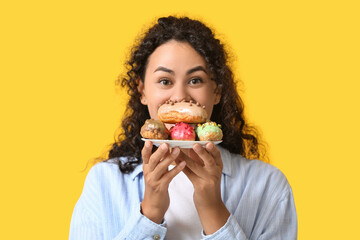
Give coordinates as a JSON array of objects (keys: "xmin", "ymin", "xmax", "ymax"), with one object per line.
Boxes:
[
  {"xmin": 153, "ymin": 65, "xmax": 208, "ymax": 75},
  {"xmin": 186, "ymin": 66, "xmax": 208, "ymax": 75},
  {"xmin": 154, "ymin": 66, "xmax": 174, "ymax": 75}
]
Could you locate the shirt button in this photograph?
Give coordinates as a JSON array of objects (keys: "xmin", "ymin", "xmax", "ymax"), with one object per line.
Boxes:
[{"xmin": 153, "ymin": 234, "xmax": 160, "ymax": 240}]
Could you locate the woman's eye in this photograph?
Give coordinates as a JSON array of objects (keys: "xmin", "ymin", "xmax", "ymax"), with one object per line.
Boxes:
[
  {"xmin": 189, "ymin": 78, "xmax": 203, "ymax": 85},
  {"xmin": 159, "ymin": 79, "xmax": 172, "ymax": 86}
]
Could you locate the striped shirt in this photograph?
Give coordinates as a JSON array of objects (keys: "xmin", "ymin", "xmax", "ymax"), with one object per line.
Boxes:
[{"xmin": 69, "ymin": 146, "xmax": 297, "ymax": 239}]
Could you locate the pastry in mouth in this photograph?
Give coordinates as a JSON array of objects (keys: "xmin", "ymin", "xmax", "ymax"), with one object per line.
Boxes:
[
  {"xmin": 140, "ymin": 119, "xmax": 169, "ymax": 140},
  {"xmin": 157, "ymin": 100, "xmax": 208, "ymax": 124}
]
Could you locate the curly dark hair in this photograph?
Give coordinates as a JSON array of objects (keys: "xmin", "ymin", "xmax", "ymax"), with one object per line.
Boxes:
[{"xmin": 106, "ymin": 16, "xmax": 268, "ymax": 173}]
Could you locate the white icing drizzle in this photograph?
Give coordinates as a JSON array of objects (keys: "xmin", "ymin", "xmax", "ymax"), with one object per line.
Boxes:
[{"xmin": 158, "ymin": 101, "xmax": 207, "ymax": 118}]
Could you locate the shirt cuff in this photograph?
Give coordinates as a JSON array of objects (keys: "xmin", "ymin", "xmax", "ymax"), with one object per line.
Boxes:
[
  {"xmin": 201, "ymin": 214, "xmax": 247, "ymax": 240},
  {"xmin": 114, "ymin": 204, "xmax": 167, "ymax": 240}
]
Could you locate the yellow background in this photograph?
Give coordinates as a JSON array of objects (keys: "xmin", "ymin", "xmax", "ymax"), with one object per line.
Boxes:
[{"xmin": 1, "ymin": 0, "xmax": 359, "ymax": 239}]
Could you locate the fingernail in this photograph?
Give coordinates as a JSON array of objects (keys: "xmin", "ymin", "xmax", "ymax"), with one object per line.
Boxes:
[
  {"xmin": 161, "ymin": 143, "xmax": 168, "ymax": 151},
  {"xmin": 207, "ymin": 142, "xmax": 214, "ymax": 150},
  {"xmin": 145, "ymin": 141, "xmax": 151, "ymax": 148},
  {"xmin": 193, "ymin": 144, "xmax": 202, "ymax": 152},
  {"xmin": 172, "ymin": 148, "xmax": 180, "ymax": 155},
  {"xmin": 178, "ymin": 161, "xmax": 186, "ymax": 168}
]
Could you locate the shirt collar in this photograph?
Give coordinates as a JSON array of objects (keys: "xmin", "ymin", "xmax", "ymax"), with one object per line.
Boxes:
[
  {"xmin": 218, "ymin": 145, "xmax": 232, "ymax": 177},
  {"xmin": 130, "ymin": 145, "xmax": 233, "ymax": 180},
  {"xmin": 130, "ymin": 163, "xmax": 144, "ymax": 180}
]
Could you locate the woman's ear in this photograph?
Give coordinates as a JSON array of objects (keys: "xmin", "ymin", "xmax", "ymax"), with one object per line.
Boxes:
[
  {"xmin": 214, "ymin": 85, "xmax": 222, "ymax": 105},
  {"xmin": 137, "ymin": 78, "xmax": 147, "ymax": 105}
]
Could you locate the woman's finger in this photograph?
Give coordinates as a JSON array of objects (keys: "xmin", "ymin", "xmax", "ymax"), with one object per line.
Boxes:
[
  {"xmin": 147, "ymin": 143, "xmax": 169, "ymax": 171},
  {"xmin": 178, "ymin": 150, "xmax": 207, "ymax": 179},
  {"xmin": 205, "ymin": 142, "xmax": 222, "ymax": 167},
  {"xmin": 152, "ymin": 147, "xmax": 181, "ymax": 176},
  {"xmin": 181, "ymin": 165, "xmax": 197, "ymax": 183},
  {"xmin": 193, "ymin": 143, "xmax": 216, "ymax": 168},
  {"xmin": 141, "ymin": 141, "xmax": 153, "ymax": 165},
  {"xmin": 162, "ymin": 160, "xmax": 187, "ymax": 184}
]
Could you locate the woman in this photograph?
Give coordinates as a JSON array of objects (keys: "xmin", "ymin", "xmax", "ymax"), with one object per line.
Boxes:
[{"xmin": 70, "ymin": 16, "xmax": 297, "ymax": 239}]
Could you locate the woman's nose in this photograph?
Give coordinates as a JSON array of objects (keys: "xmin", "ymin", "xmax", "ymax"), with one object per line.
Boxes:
[{"xmin": 169, "ymin": 84, "xmax": 191, "ymax": 102}]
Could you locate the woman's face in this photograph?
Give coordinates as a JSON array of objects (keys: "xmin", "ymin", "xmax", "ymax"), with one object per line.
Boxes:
[{"xmin": 138, "ymin": 40, "xmax": 221, "ymax": 123}]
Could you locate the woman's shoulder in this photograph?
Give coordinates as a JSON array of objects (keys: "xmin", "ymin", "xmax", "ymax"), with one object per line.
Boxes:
[
  {"xmin": 87, "ymin": 160, "xmax": 121, "ymax": 179},
  {"xmin": 84, "ymin": 158, "xmax": 143, "ymax": 187},
  {"xmin": 219, "ymin": 146, "xmax": 282, "ymax": 175},
  {"xmin": 79, "ymin": 158, "xmax": 143, "ymax": 205},
  {"xmin": 219, "ymin": 146, "xmax": 292, "ymax": 197}
]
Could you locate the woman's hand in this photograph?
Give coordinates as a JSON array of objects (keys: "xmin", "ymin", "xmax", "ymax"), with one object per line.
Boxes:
[
  {"xmin": 180, "ymin": 142, "xmax": 230, "ymax": 235},
  {"xmin": 141, "ymin": 141, "xmax": 186, "ymax": 224}
]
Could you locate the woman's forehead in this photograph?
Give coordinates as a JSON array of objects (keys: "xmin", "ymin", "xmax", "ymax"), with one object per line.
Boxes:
[{"xmin": 147, "ymin": 41, "xmax": 207, "ymax": 69}]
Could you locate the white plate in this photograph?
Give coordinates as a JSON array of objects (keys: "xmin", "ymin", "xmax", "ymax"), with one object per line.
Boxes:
[{"xmin": 141, "ymin": 138, "xmax": 222, "ymax": 148}]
